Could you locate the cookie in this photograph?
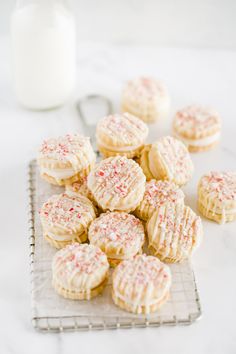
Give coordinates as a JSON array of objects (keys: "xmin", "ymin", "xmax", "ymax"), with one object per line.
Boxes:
[
  {"xmin": 87, "ymin": 156, "xmax": 146, "ymax": 212},
  {"xmin": 88, "ymin": 212, "xmax": 145, "ymax": 267},
  {"xmin": 96, "ymin": 113, "xmax": 148, "ymax": 158},
  {"xmin": 52, "ymin": 243, "xmax": 109, "ymax": 300},
  {"xmin": 112, "ymin": 254, "xmax": 171, "ymax": 314},
  {"xmin": 38, "ymin": 133, "xmax": 96, "ymax": 186},
  {"xmin": 173, "ymin": 105, "xmax": 221, "ymax": 152},
  {"xmin": 139, "ymin": 144, "xmax": 155, "ymax": 181},
  {"xmin": 147, "ymin": 203, "xmax": 203, "ymax": 263},
  {"xmin": 65, "ymin": 176, "xmax": 93, "ymax": 201},
  {"xmin": 121, "ymin": 77, "xmax": 170, "ymax": 123},
  {"xmin": 146, "ymin": 136, "xmax": 194, "ymax": 186},
  {"xmin": 134, "ymin": 180, "xmax": 185, "ymax": 221},
  {"xmin": 198, "ymin": 171, "xmax": 236, "ymax": 224},
  {"xmin": 40, "ymin": 193, "xmax": 96, "ymax": 249}
]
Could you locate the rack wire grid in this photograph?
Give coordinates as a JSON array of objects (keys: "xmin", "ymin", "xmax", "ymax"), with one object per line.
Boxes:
[{"xmin": 28, "ymin": 160, "xmax": 202, "ymax": 332}]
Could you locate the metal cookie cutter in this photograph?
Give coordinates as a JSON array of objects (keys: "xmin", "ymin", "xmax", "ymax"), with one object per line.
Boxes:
[{"xmin": 76, "ymin": 94, "xmax": 113, "ymax": 155}]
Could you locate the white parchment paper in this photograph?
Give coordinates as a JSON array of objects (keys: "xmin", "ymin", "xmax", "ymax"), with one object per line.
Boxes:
[{"xmin": 30, "ymin": 161, "xmax": 200, "ymax": 327}]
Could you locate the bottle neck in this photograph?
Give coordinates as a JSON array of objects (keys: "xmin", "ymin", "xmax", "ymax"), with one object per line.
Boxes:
[{"xmin": 16, "ymin": 0, "xmax": 72, "ymax": 10}]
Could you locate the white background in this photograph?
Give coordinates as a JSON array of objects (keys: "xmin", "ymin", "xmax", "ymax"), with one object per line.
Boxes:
[
  {"xmin": 0, "ymin": 0, "xmax": 236, "ymax": 49},
  {"xmin": 0, "ymin": 1, "xmax": 236, "ymax": 354}
]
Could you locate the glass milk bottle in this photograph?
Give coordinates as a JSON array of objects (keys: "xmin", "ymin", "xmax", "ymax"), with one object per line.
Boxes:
[{"xmin": 11, "ymin": 0, "xmax": 76, "ymax": 110}]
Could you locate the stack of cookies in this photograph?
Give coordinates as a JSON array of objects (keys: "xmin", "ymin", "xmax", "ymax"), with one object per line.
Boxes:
[{"xmin": 37, "ymin": 76, "xmax": 235, "ymax": 315}]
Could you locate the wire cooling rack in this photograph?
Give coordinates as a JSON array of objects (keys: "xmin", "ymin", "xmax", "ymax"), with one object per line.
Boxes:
[{"xmin": 28, "ymin": 160, "xmax": 202, "ymax": 332}]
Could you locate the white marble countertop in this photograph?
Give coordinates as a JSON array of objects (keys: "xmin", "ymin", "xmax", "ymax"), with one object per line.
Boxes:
[{"xmin": 0, "ymin": 37, "xmax": 236, "ymax": 354}]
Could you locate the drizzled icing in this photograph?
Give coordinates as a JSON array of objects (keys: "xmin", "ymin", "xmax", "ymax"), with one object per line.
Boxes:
[
  {"xmin": 142, "ymin": 180, "xmax": 184, "ymax": 207},
  {"xmin": 123, "ymin": 77, "xmax": 168, "ymax": 100},
  {"xmin": 87, "ymin": 156, "xmax": 146, "ymax": 211},
  {"xmin": 96, "ymin": 113, "xmax": 148, "ymax": 146},
  {"xmin": 89, "ymin": 212, "xmax": 144, "ymax": 257},
  {"xmin": 174, "ymin": 105, "xmax": 221, "ymax": 136},
  {"xmin": 149, "ymin": 136, "xmax": 194, "ymax": 185},
  {"xmin": 112, "ymin": 254, "xmax": 171, "ymax": 306},
  {"xmin": 52, "ymin": 243, "xmax": 109, "ymax": 291},
  {"xmin": 40, "ymin": 193, "xmax": 95, "ymax": 232},
  {"xmin": 199, "ymin": 171, "xmax": 236, "ymax": 202},
  {"xmin": 147, "ymin": 203, "xmax": 202, "ymax": 262},
  {"xmin": 135, "ymin": 180, "xmax": 185, "ymax": 220},
  {"xmin": 38, "ymin": 133, "xmax": 95, "ymax": 170}
]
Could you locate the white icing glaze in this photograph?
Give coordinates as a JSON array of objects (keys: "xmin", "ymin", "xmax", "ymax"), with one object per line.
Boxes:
[
  {"xmin": 41, "ymin": 167, "xmax": 76, "ymax": 180},
  {"xmin": 149, "ymin": 136, "xmax": 194, "ymax": 185},
  {"xmin": 52, "ymin": 243, "xmax": 109, "ymax": 291},
  {"xmin": 147, "ymin": 203, "xmax": 203, "ymax": 262},
  {"xmin": 112, "ymin": 254, "xmax": 171, "ymax": 309},
  {"xmin": 199, "ymin": 171, "xmax": 236, "ymax": 202},
  {"xmin": 175, "ymin": 131, "xmax": 221, "ymax": 147},
  {"xmin": 121, "ymin": 77, "xmax": 170, "ymax": 122},
  {"xmin": 96, "ymin": 113, "xmax": 148, "ymax": 147},
  {"xmin": 45, "ymin": 230, "xmax": 79, "ymax": 241},
  {"xmin": 114, "ymin": 292, "xmax": 166, "ymax": 307},
  {"xmin": 198, "ymin": 171, "xmax": 236, "ymax": 223},
  {"xmin": 88, "ymin": 212, "xmax": 144, "ymax": 259},
  {"xmin": 123, "ymin": 77, "xmax": 169, "ymax": 101},
  {"xmin": 135, "ymin": 180, "xmax": 185, "ymax": 220},
  {"xmin": 87, "ymin": 156, "xmax": 146, "ymax": 212},
  {"xmin": 96, "ymin": 136, "xmax": 142, "ymax": 152},
  {"xmin": 40, "ymin": 193, "xmax": 96, "ymax": 240},
  {"xmin": 173, "ymin": 105, "xmax": 221, "ymax": 135},
  {"xmin": 38, "ymin": 133, "xmax": 96, "ymax": 173}
]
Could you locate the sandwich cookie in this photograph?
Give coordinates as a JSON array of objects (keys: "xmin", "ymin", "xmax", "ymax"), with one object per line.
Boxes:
[
  {"xmin": 52, "ymin": 243, "xmax": 109, "ymax": 300},
  {"xmin": 173, "ymin": 105, "xmax": 221, "ymax": 152},
  {"xmin": 147, "ymin": 202, "xmax": 203, "ymax": 263},
  {"xmin": 87, "ymin": 156, "xmax": 146, "ymax": 212},
  {"xmin": 88, "ymin": 212, "xmax": 145, "ymax": 267},
  {"xmin": 121, "ymin": 77, "xmax": 170, "ymax": 123},
  {"xmin": 135, "ymin": 180, "xmax": 185, "ymax": 221},
  {"xmin": 198, "ymin": 171, "xmax": 236, "ymax": 224},
  {"xmin": 112, "ymin": 254, "xmax": 171, "ymax": 314},
  {"xmin": 38, "ymin": 133, "xmax": 96, "ymax": 186},
  {"xmin": 40, "ymin": 193, "xmax": 96, "ymax": 249},
  {"xmin": 141, "ymin": 136, "xmax": 194, "ymax": 186},
  {"xmin": 96, "ymin": 113, "xmax": 148, "ymax": 158}
]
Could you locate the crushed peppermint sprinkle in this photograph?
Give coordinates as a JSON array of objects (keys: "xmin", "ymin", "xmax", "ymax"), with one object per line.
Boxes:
[
  {"xmin": 200, "ymin": 171, "xmax": 236, "ymax": 202},
  {"xmin": 153, "ymin": 136, "xmax": 193, "ymax": 180},
  {"xmin": 113, "ymin": 254, "xmax": 171, "ymax": 288},
  {"xmin": 149, "ymin": 204, "xmax": 202, "ymax": 251},
  {"xmin": 89, "ymin": 156, "xmax": 145, "ymax": 198},
  {"xmin": 97, "ymin": 113, "xmax": 148, "ymax": 144},
  {"xmin": 174, "ymin": 105, "xmax": 221, "ymax": 135},
  {"xmin": 89, "ymin": 212, "xmax": 144, "ymax": 249},
  {"xmin": 38, "ymin": 134, "xmax": 91, "ymax": 162},
  {"xmin": 123, "ymin": 77, "xmax": 167, "ymax": 100},
  {"xmin": 142, "ymin": 180, "xmax": 184, "ymax": 207},
  {"xmin": 53, "ymin": 243, "xmax": 108, "ymax": 276},
  {"xmin": 40, "ymin": 193, "xmax": 94, "ymax": 230}
]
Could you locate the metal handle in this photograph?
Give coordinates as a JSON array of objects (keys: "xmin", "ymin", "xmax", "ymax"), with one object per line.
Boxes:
[
  {"xmin": 76, "ymin": 94, "xmax": 113, "ymax": 155},
  {"xmin": 76, "ymin": 94, "xmax": 113, "ymax": 129}
]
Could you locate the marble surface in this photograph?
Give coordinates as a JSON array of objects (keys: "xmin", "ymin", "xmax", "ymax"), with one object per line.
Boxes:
[
  {"xmin": 1, "ymin": 1, "xmax": 236, "ymax": 49},
  {"xmin": 0, "ymin": 37, "xmax": 236, "ymax": 354}
]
